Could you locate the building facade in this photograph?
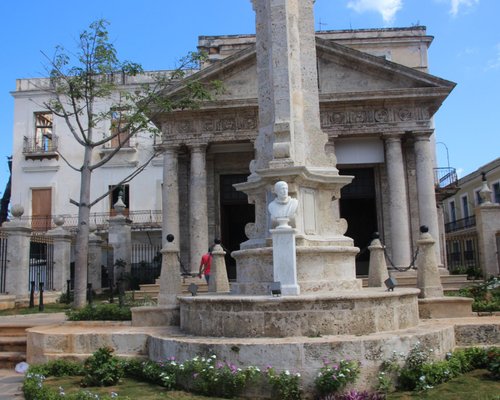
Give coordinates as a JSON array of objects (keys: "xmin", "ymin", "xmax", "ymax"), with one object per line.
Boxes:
[
  {"xmin": 443, "ymin": 158, "xmax": 500, "ymax": 277},
  {"xmin": 10, "ymin": 27, "xmax": 455, "ymax": 279}
]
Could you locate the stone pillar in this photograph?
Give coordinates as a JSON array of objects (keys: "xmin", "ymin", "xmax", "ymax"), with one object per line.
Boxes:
[
  {"xmin": 1, "ymin": 205, "xmax": 31, "ymax": 302},
  {"xmin": 208, "ymin": 243, "xmax": 230, "ymax": 293},
  {"xmin": 46, "ymin": 216, "xmax": 72, "ymax": 292},
  {"xmin": 413, "ymin": 131, "xmax": 442, "ymax": 264},
  {"xmin": 384, "ymin": 135, "xmax": 412, "ymax": 268},
  {"xmin": 158, "ymin": 235, "xmax": 182, "ymax": 306},
  {"xmin": 475, "ymin": 178, "xmax": 500, "ymax": 277},
  {"xmin": 189, "ymin": 144, "xmax": 209, "ymax": 273},
  {"xmin": 87, "ymin": 225, "xmax": 103, "ymax": 292},
  {"xmin": 416, "ymin": 226, "xmax": 444, "ymax": 298},
  {"xmin": 108, "ymin": 211, "xmax": 132, "ymax": 283},
  {"xmin": 367, "ymin": 234, "xmax": 389, "ymax": 287},
  {"xmin": 270, "ymin": 226, "xmax": 300, "ymax": 295},
  {"xmin": 162, "ymin": 145, "xmax": 180, "ymax": 247}
]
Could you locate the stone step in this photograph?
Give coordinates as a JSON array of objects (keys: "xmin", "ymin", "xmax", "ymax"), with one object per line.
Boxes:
[
  {"xmin": 0, "ymin": 326, "xmax": 28, "ymax": 337},
  {"xmin": 0, "ymin": 352, "xmax": 25, "ymax": 369},
  {"xmin": 0, "ymin": 337, "xmax": 26, "ymax": 353}
]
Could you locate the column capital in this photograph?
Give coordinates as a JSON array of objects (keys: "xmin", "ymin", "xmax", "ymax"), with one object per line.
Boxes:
[
  {"xmin": 412, "ymin": 129, "xmax": 434, "ymax": 141},
  {"xmin": 382, "ymin": 133, "xmax": 405, "ymax": 143},
  {"xmin": 188, "ymin": 143, "xmax": 208, "ymax": 153}
]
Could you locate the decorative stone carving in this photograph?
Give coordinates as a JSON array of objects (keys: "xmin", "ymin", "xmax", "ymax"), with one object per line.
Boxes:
[{"xmin": 268, "ymin": 181, "xmax": 298, "ymax": 229}]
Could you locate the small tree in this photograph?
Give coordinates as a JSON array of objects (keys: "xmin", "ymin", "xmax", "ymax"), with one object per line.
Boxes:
[{"xmin": 42, "ymin": 20, "xmax": 218, "ymax": 307}]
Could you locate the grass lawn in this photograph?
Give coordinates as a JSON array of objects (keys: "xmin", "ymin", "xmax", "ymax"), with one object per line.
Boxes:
[
  {"xmin": 44, "ymin": 376, "xmax": 235, "ymax": 400},
  {"xmin": 39, "ymin": 369, "xmax": 500, "ymax": 400},
  {"xmin": 0, "ymin": 302, "xmax": 70, "ymax": 316},
  {"xmin": 387, "ymin": 369, "xmax": 500, "ymax": 400}
]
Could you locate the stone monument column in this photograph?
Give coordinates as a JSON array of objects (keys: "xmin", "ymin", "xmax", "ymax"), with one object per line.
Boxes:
[
  {"xmin": 189, "ymin": 144, "xmax": 209, "ymax": 274},
  {"xmin": 108, "ymin": 197, "xmax": 132, "ymax": 282},
  {"xmin": 1, "ymin": 205, "xmax": 31, "ymax": 303},
  {"xmin": 87, "ymin": 225, "xmax": 103, "ymax": 292},
  {"xmin": 46, "ymin": 216, "xmax": 72, "ymax": 292},
  {"xmin": 162, "ymin": 145, "xmax": 180, "ymax": 247},
  {"xmin": 413, "ymin": 130, "xmax": 442, "ymax": 264},
  {"xmin": 233, "ymin": 0, "xmax": 359, "ymax": 295},
  {"xmin": 384, "ymin": 134, "xmax": 412, "ymax": 268}
]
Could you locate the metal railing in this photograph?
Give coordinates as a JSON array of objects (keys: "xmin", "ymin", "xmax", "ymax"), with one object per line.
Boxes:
[
  {"xmin": 434, "ymin": 167, "xmax": 458, "ymax": 189},
  {"xmin": 20, "ymin": 209, "xmax": 163, "ymax": 232},
  {"xmin": 23, "ymin": 135, "xmax": 59, "ymax": 154},
  {"xmin": 445, "ymin": 216, "xmax": 476, "ymax": 233},
  {"xmin": 28, "ymin": 234, "xmax": 54, "ymax": 291}
]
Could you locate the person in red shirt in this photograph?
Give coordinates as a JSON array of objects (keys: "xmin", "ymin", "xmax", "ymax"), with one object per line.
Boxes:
[{"xmin": 198, "ymin": 248, "xmax": 212, "ymax": 283}]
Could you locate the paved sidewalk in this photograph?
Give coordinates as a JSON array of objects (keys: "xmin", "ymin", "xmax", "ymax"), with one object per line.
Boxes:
[
  {"xmin": 0, "ymin": 312, "xmax": 67, "ymax": 399},
  {"xmin": 0, "ymin": 369, "xmax": 24, "ymax": 399}
]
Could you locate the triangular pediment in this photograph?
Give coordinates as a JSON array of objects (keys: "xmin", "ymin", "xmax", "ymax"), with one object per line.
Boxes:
[
  {"xmin": 159, "ymin": 36, "xmax": 455, "ymax": 116},
  {"xmin": 315, "ymin": 37, "xmax": 455, "ymax": 106}
]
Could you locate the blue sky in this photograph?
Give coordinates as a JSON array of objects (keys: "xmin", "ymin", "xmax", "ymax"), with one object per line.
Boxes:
[{"xmin": 0, "ymin": 0, "xmax": 499, "ymax": 198}]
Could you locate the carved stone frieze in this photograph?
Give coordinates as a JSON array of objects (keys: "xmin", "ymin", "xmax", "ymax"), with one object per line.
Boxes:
[
  {"xmin": 320, "ymin": 106, "xmax": 430, "ymax": 130},
  {"xmin": 162, "ymin": 110, "xmax": 258, "ymax": 143}
]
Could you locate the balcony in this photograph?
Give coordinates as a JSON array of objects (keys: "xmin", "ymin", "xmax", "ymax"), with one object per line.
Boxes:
[
  {"xmin": 434, "ymin": 167, "xmax": 459, "ymax": 201},
  {"xmin": 445, "ymin": 216, "xmax": 476, "ymax": 233},
  {"xmin": 23, "ymin": 135, "xmax": 59, "ymax": 160}
]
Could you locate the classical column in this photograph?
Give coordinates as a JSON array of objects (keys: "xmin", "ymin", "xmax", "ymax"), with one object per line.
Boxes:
[
  {"xmin": 189, "ymin": 144, "xmax": 209, "ymax": 274},
  {"xmin": 162, "ymin": 145, "xmax": 180, "ymax": 247},
  {"xmin": 108, "ymin": 199, "xmax": 132, "ymax": 283},
  {"xmin": 87, "ymin": 225, "xmax": 103, "ymax": 292},
  {"xmin": 413, "ymin": 131, "xmax": 442, "ymax": 263},
  {"xmin": 384, "ymin": 135, "xmax": 412, "ymax": 268}
]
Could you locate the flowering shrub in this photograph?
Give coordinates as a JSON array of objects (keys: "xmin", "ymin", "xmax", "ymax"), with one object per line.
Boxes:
[
  {"xmin": 266, "ymin": 367, "xmax": 302, "ymax": 400},
  {"xmin": 314, "ymin": 359, "xmax": 360, "ymax": 396},
  {"xmin": 486, "ymin": 347, "xmax": 500, "ymax": 379},
  {"xmin": 319, "ymin": 390, "xmax": 386, "ymax": 400},
  {"xmin": 80, "ymin": 347, "xmax": 124, "ymax": 387},
  {"xmin": 179, "ymin": 355, "xmax": 260, "ymax": 398}
]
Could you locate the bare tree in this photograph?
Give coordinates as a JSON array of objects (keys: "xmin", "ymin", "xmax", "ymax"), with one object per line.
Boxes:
[{"xmin": 43, "ymin": 20, "xmax": 218, "ymax": 307}]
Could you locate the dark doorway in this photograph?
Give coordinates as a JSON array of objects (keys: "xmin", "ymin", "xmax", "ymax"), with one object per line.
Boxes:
[
  {"xmin": 220, "ymin": 174, "xmax": 255, "ymax": 280},
  {"xmin": 339, "ymin": 168, "xmax": 378, "ymax": 275}
]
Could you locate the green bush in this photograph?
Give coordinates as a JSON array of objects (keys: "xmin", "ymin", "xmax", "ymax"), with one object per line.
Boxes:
[
  {"xmin": 486, "ymin": 347, "xmax": 500, "ymax": 379},
  {"xmin": 66, "ymin": 303, "xmax": 131, "ymax": 321},
  {"xmin": 80, "ymin": 347, "xmax": 124, "ymax": 387},
  {"xmin": 314, "ymin": 359, "xmax": 361, "ymax": 396},
  {"xmin": 266, "ymin": 367, "xmax": 302, "ymax": 400},
  {"xmin": 29, "ymin": 359, "xmax": 84, "ymax": 377}
]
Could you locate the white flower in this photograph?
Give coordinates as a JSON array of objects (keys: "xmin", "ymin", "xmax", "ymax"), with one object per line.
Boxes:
[
  {"xmin": 285, "ymin": 370, "xmax": 290, "ymax": 375},
  {"xmin": 295, "ymin": 373, "xmax": 301, "ymax": 377}
]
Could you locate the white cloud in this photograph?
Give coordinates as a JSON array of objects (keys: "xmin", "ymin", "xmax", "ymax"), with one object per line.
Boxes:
[
  {"xmin": 347, "ymin": 0, "xmax": 403, "ymax": 25},
  {"xmin": 486, "ymin": 43, "xmax": 500, "ymax": 70},
  {"xmin": 449, "ymin": 0, "xmax": 479, "ymax": 16}
]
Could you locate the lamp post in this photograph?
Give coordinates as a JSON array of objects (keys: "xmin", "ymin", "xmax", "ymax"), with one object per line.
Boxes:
[{"xmin": 436, "ymin": 141, "xmax": 450, "ymax": 169}]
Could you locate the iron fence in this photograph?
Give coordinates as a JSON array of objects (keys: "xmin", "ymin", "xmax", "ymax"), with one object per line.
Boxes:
[
  {"xmin": 445, "ymin": 216, "xmax": 476, "ymax": 233},
  {"xmin": 29, "ymin": 234, "xmax": 54, "ymax": 291},
  {"xmin": 446, "ymin": 232, "xmax": 480, "ymax": 274},
  {"xmin": 0, "ymin": 232, "xmax": 7, "ymax": 293},
  {"xmin": 129, "ymin": 242, "xmax": 162, "ymax": 289}
]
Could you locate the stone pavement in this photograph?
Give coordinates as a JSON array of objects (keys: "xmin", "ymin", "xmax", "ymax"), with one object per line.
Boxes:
[
  {"xmin": 0, "ymin": 312, "xmax": 67, "ymax": 399},
  {"xmin": 0, "ymin": 369, "xmax": 24, "ymax": 399}
]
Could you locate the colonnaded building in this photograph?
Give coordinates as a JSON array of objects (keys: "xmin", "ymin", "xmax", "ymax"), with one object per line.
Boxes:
[{"xmin": 10, "ymin": 26, "xmax": 456, "ymax": 280}]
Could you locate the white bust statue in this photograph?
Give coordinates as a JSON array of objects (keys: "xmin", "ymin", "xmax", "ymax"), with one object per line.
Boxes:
[{"xmin": 268, "ymin": 181, "xmax": 298, "ymax": 228}]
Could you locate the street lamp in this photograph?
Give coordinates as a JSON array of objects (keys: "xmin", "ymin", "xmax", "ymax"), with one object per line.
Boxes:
[{"xmin": 436, "ymin": 141, "xmax": 450, "ymax": 169}]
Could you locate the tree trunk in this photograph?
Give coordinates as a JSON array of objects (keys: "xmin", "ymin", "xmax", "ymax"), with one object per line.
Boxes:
[{"xmin": 73, "ymin": 146, "xmax": 93, "ymax": 308}]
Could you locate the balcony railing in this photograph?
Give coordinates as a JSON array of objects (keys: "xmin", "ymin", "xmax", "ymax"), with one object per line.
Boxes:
[
  {"xmin": 20, "ymin": 209, "xmax": 162, "ymax": 233},
  {"xmin": 23, "ymin": 135, "xmax": 59, "ymax": 159},
  {"xmin": 445, "ymin": 216, "xmax": 476, "ymax": 233},
  {"xmin": 434, "ymin": 167, "xmax": 458, "ymax": 189}
]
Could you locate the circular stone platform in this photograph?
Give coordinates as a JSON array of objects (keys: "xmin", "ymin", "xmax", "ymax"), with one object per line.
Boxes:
[{"xmin": 179, "ymin": 288, "xmax": 420, "ymax": 338}]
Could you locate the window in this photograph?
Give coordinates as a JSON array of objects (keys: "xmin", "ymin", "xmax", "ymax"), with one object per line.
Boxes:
[
  {"xmin": 109, "ymin": 185, "xmax": 129, "ymax": 216},
  {"xmin": 34, "ymin": 112, "xmax": 54, "ymax": 151},
  {"xmin": 449, "ymin": 200, "xmax": 456, "ymax": 222},
  {"xmin": 461, "ymin": 195, "xmax": 469, "ymax": 219},
  {"xmin": 110, "ymin": 110, "xmax": 130, "ymax": 148},
  {"xmin": 493, "ymin": 182, "xmax": 500, "ymax": 204}
]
